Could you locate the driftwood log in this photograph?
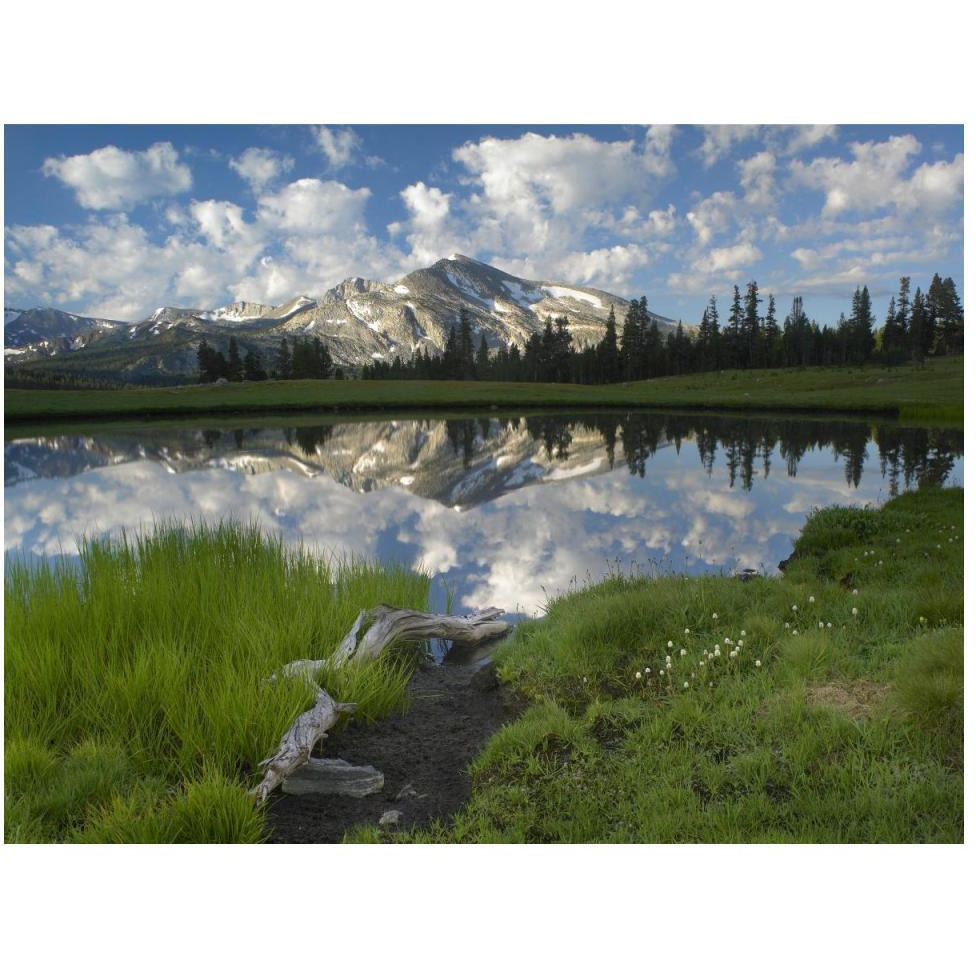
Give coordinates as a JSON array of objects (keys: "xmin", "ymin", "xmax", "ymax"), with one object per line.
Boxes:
[{"xmin": 252, "ymin": 605, "xmax": 510, "ymax": 804}]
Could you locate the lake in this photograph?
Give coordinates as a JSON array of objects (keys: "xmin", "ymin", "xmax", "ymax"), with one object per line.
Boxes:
[{"xmin": 4, "ymin": 411, "xmax": 963, "ymax": 618}]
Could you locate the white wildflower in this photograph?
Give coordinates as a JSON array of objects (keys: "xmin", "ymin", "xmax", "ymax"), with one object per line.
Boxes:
[
  {"xmin": 636, "ymin": 672, "xmax": 642, "ymax": 680},
  {"xmin": 667, "ymin": 640, "xmax": 674, "ymax": 648},
  {"xmin": 809, "ymin": 596, "xmax": 815, "ymax": 604},
  {"xmin": 755, "ymin": 660, "xmax": 762, "ymax": 668},
  {"xmin": 852, "ymin": 607, "xmax": 858, "ymax": 616},
  {"xmin": 683, "ymin": 681, "xmax": 689, "ymax": 689},
  {"xmin": 680, "ymin": 648, "xmax": 687, "ymax": 657},
  {"xmin": 712, "ymin": 612, "xmax": 719, "ymax": 619}
]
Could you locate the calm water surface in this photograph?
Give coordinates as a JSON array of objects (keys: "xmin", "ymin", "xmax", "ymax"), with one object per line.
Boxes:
[{"xmin": 4, "ymin": 412, "xmax": 963, "ymax": 616}]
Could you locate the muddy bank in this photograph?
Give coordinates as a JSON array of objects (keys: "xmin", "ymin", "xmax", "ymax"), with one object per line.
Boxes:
[{"xmin": 265, "ymin": 659, "xmax": 521, "ymax": 843}]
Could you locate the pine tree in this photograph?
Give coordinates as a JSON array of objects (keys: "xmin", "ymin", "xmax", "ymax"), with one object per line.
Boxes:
[
  {"xmin": 881, "ymin": 296, "xmax": 906, "ymax": 362},
  {"xmin": 227, "ymin": 337, "xmax": 244, "ymax": 382},
  {"xmin": 442, "ymin": 324, "xmax": 459, "ymax": 379},
  {"xmin": 458, "ymin": 308, "xmax": 475, "ymax": 379},
  {"xmin": 764, "ymin": 294, "xmax": 780, "ymax": 366},
  {"xmin": 197, "ymin": 339, "xmax": 214, "ymax": 383},
  {"xmin": 598, "ymin": 305, "xmax": 620, "ymax": 383},
  {"xmin": 743, "ymin": 281, "xmax": 762, "ymax": 367},
  {"xmin": 908, "ymin": 286, "xmax": 932, "ymax": 362},
  {"xmin": 930, "ymin": 275, "xmax": 964, "ymax": 354},
  {"xmin": 727, "ymin": 285, "xmax": 743, "ymax": 367},
  {"xmin": 243, "ymin": 349, "xmax": 266, "ymax": 381},
  {"xmin": 850, "ymin": 285, "xmax": 875, "ymax": 365},
  {"xmin": 275, "ymin": 338, "xmax": 291, "ymax": 379},
  {"xmin": 475, "ymin": 333, "xmax": 490, "ymax": 379},
  {"xmin": 619, "ymin": 300, "xmax": 644, "ymax": 381},
  {"xmin": 896, "ymin": 276, "xmax": 911, "ymax": 336}
]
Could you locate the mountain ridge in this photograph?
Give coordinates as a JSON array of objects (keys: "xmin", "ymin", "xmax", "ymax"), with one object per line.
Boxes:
[{"xmin": 4, "ymin": 256, "xmax": 677, "ymax": 384}]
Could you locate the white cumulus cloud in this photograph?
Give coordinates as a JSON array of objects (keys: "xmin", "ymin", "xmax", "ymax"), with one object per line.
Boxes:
[
  {"xmin": 313, "ymin": 126, "xmax": 362, "ymax": 169},
  {"xmin": 42, "ymin": 142, "xmax": 192, "ymax": 210},
  {"xmin": 229, "ymin": 147, "xmax": 294, "ymax": 193}
]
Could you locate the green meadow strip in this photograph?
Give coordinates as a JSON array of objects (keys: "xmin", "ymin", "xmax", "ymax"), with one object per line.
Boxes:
[{"xmin": 5, "ymin": 357, "xmax": 963, "ymax": 425}]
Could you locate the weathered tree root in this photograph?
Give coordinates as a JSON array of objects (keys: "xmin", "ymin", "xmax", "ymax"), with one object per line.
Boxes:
[{"xmin": 253, "ymin": 605, "xmax": 511, "ymax": 804}]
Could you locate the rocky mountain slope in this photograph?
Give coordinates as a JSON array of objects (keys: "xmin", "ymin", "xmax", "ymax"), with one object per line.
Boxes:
[
  {"xmin": 4, "ymin": 307, "xmax": 125, "ymax": 357},
  {"xmin": 4, "ymin": 256, "xmax": 675, "ymax": 383}
]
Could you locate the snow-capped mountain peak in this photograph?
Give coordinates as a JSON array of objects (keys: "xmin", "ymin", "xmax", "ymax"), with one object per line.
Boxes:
[{"xmin": 5, "ymin": 256, "xmax": 676, "ymax": 381}]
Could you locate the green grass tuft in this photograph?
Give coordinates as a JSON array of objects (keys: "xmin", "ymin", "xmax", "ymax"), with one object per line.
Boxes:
[{"xmin": 4, "ymin": 521, "xmax": 430, "ymax": 843}]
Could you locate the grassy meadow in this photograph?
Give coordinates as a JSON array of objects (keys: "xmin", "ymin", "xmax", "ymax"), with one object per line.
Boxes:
[
  {"xmin": 352, "ymin": 486, "xmax": 963, "ymax": 843},
  {"xmin": 5, "ymin": 489, "xmax": 963, "ymax": 843},
  {"xmin": 4, "ymin": 524, "xmax": 430, "ymax": 842},
  {"xmin": 4, "ymin": 356, "xmax": 964, "ymax": 426}
]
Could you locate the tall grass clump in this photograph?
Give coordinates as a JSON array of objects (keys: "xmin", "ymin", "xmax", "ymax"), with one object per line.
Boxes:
[{"xmin": 4, "ymin": 521, "xmax": 430, "ymax": 842}]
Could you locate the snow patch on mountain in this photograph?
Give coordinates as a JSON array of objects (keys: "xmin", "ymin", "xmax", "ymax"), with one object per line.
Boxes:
[
  {"xmin": 502, "ymin": 280, "xmax": 543, "ymax": 307},
  {"xmin": 542, "ymin": 285, "xmax": 604, "ymax": 309},
  {"xmin": 444, "ymin": 268, "xmax": 490, "ymax": 306}
]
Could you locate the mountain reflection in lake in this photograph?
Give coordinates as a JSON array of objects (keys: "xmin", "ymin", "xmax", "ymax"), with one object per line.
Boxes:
[{"xmin": 4, "ymin": 413, "xmax": 963, "ymax": 617}]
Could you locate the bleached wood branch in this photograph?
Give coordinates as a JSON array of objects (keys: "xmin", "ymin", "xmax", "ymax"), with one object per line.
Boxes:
[
  {"xmin": 254, "ymin": 604, "xmax": 512, "ymax": 804},
  {"xmin": 252, "ymin": 689, "xmax": 357, "ymax": 805},
  {"xmin": 332, "ymin": 604, "xmax": 511, "ymax": 665}
]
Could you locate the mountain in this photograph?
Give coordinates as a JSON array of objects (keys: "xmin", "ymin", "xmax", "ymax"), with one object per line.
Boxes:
[
  {"xmin": 4, "ymin": 307, "xmax": 125, "ymax": 357},
  {"xmin": 4, "ymin": 256, "xmax": 676, "ymax": 383}
]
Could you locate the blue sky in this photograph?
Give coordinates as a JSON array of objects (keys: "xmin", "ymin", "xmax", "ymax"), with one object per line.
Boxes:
[{"xmin": 4, "ymin": 124, "xmax": 963, "ymax": 325}]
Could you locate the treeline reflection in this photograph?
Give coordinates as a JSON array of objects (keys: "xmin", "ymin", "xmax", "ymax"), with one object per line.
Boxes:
[{"xmin": 424, "ymin": 413, "xmax": 961, "ymax": 493}]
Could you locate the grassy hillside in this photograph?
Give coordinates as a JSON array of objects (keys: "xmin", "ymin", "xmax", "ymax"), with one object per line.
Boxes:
[
  {"xmin": 354, "ymin": 487, "xmax": 963, "ymax": 843},
  {"xmin": 5, "ymin": 357, "xmax": 963, "ymax": 425}
]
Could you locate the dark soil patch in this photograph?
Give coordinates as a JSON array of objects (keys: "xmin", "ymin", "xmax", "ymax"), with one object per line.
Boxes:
[{"xmin": 265, "ymin": 660, "xmax": 522, "ymax": 843}]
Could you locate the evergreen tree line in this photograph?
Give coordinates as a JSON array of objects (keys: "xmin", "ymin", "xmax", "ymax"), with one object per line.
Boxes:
[
  {"xmin": 363, "ymin": 273, "xmax": 963, "ymax": 384},
  {"xmin": 4, "ymin": 367, "xmax": 126, "ymax": 391},
  {"xmin": 197, "ymin": 335, "xmax": 339, "ymax": 383}
]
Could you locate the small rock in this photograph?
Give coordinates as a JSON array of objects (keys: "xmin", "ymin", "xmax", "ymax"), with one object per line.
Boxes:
[
  {"xmin": 282, "ymin": 758, "xmax": 384, "ymax": 798},
  {"xmin": 379, "ymin": 809, "xmax": 403, "ymax": 828},
  {"xmin": 468, "ymin": 662, "xmax": 500, "ymax": 692},
  {"xmin": 396, "ymin": 783, "xmax": 420, "ymax": 801}
]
